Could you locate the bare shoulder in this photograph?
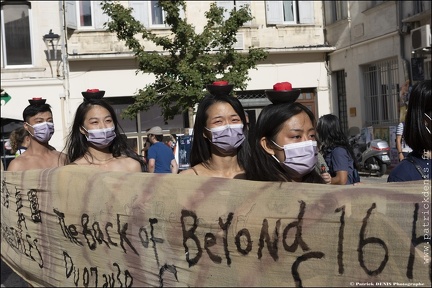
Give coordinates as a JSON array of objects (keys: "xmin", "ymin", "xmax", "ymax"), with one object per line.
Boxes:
[
  {"xmin": 56, "ymin": 151, "xmax": 68, "ymax": 165},
  {"xmin": 6, "ymin": 157, "xmax": 25, "ymax": 171},
  {"xmin": 118, "ymin": 157, "xmax": 142, "ymax": 172},
  {"xmin": 179, "ymin": 167, "xmax": 197, "ymax": 175}
]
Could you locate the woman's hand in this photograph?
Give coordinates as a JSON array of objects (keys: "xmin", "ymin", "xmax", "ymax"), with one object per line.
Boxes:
[{"xmin": 321, "ymin": 172, "xmax": 332, "ymax": 184}]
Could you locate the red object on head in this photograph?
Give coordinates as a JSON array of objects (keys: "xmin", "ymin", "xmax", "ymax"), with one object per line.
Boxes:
[
  {"xmin": 32, "ymin": 97, "xmax": 43, "ymax": 100},
  {"xmin": 87, "ymin": 89, "xmax": 100, "ymax": 92},
  {"xmin": 212, "ymin": 80, "xmax": 229, "ymax": 86},
  {"xmin": 273, "ymin": 82, "xmax": 292, "ymax": 91}
]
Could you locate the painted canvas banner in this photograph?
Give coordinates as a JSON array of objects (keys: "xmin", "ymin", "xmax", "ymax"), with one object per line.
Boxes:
[{"xmin": 1, "ymin": 166, "xmax": 431, "ymax": 287}]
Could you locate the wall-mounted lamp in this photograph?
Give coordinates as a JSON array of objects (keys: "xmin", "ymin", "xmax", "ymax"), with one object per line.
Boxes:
[{"xmin": 42, "ymin": 29, "xmax": 60, "ymax": 60}]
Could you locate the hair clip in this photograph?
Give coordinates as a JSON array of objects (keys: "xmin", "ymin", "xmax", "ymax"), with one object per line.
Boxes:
[
  {"xmin": 206, "ymin": 80, "xmax": 234, "ymax": 97},
  {"xmin": 265, "ymin": 82, "xmax": 300, "ymax": 104},
  {"xmin": 28, "ymin": 97, "xmax": 47, "ymax": 105},
  {"xmin": 81, "ymin": 89, "xmax": 105, "ymax": 101}
]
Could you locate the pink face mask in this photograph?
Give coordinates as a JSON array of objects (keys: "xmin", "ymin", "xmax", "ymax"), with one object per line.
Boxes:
[
  {"xmin": 26, "ymin": 122, "xmax": 54, "ymax": 143},
  {"xmin": 82, "ymin": 126, "xmax": 116, "ymax": 149},
  {"xmin": 205, "ymin": 124, "xmax": 245, "ymax": 152},
  {"xmin": 271, "ymin": 140, "xmax": 318, "ymax": 177}
]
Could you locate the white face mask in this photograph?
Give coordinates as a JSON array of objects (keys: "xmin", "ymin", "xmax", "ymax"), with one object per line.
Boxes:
[{"xmin": 271, "ymin": 140, "xmax": 318, "ymax": 177}]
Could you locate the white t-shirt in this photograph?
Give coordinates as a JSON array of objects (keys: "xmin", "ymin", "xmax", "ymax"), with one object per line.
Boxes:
[{"xmin": 396, "ymin": 122, "xmax": 412, "ymax": 153}]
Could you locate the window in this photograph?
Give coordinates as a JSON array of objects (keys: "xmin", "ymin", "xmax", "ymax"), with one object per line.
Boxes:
[
  {"xmin": 150, "ymin": 0, "xmax": 165, "ymax": 26},
  {"xmin": 335, "ymin": 70, "xmax": 348, "ymax": 134},
  {"xmin": 413, "ymin": 0, "xmax": 431, "ymax": 14},
  {"xmin": 324, "ymin": 1, "xmax": 347, "ymax": 25},
  {"xmin": 216, "ymin": 1, "xmax": 251, "ymax": 25},
  {"xmin": 1, "ymin": 1, "xmax": 33, "ymax": 66},
  {"xmin": 363, "ymin": 59, "xmax": 399, "ymax": 125},
  {"xmin": 66, "ymin": 0, "xmax": 109, "ymax": 30},
  {"xmin": 266, "ymin": 1, "xmax": 314, "ymax": 25}
]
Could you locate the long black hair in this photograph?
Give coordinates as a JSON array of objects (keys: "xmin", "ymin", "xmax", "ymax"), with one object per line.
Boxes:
[
  {"xmin": 190, "ymin": 93, "xmax": 250, "ymax": 169},
  {"xmin": 65, "ymin": 98, "xmax": 145, "ymax": 170},
  {"xmin": 246, "ymin": 102, "xmax": 324, "ymax": 183},
  {"xmin": 316, "ymin": 114, "xmax": 358, "ymax": 169},
  {"xmin": 404, "ymin": 79, "xmax": 431, "ymax": 153}
]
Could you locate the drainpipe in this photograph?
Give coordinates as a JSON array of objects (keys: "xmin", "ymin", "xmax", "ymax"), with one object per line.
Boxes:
[
  {"xmin": 59, "ymin": 0, "xmax": 71, "ymax": 144},
  {"xmin": 398, "ymin": 1, "xmax": 410, "ymax": 82}
]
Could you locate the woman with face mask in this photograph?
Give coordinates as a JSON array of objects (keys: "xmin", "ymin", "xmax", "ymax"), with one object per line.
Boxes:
[
  {"xmin": 65, "ymin": 89, "xmax": 145, "ymax": 172},
  {"xmin": 179, "ymin": 81, "xmax": 250, "ymax": 178},
  {"xmin": 245, "ymin": 82, "xmax": 326, "ymax": 183}
]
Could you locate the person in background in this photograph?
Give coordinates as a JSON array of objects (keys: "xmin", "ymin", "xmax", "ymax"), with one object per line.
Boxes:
[
  {"xmin": 7, "ymin": 98, "xmax": 66, "ymax": 171},
  {"xmin": 9, "ymin": 127, "xmax": 30, "ymax": 157},
  {"xmin": 396, "ymin": 107, "xmax": 412, "ymax": 161},
  {"xmin": 65, "ymin": 89, "xmax": 144, "ymax": 172},
  {"xmin": 180, "ymin": 81, "xmax": 249, "ymax": 178},
  {"xmin": 246, "ymin": 82, "xmax": 326, "ymax": 183},
  {"xmin": 316, "ymin": 114, "xmax": 360, "ymax": 185},
  {"xmin": 388, "ymin": 79, "xmax": 431, "ymax": 182},
  {"xmin": 147, "ymin": 126, "xmax": 178, "ymax": 173}
]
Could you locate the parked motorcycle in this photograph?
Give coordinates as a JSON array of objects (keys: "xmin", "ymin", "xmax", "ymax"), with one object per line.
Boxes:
[{"xmin": 349, "ymin": 134, "xmax": 391, "ymax": 177}]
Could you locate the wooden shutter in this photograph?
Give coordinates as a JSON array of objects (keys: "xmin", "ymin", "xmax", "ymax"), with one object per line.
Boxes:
[
  {"xmin": 299, "ymin": 1, "xmax": 314, "ymax": 24},
  {"xmin": 129, "ymin": 1, "xmax": 149, "ymax": 27},
  {"xmin": 265, "ymin": 1, "xmax": 283, "ymax": 25},
  {"xmin": 66, "ymin": 0, "xmax": 77, "ymax": 29},
  {"xmin": 216, "ymin": 1, "xmax": 235, "ymax": 21},
  {"xmin": 93, "ymin": 1, "xmax": 110, "ymax": 29},
  {"xmin": 236, "ymin": 1, "xmax": 252, "ymax": 26}
]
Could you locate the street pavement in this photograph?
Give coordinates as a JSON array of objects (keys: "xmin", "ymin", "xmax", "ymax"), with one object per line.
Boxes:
[{"xmin": 0, "ymin": 172, "xmax": 389, "ymax": 287}]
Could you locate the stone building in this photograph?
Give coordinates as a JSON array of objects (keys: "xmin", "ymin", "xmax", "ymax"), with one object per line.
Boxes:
[{"xmin": 1, "ymin": 1, "xmax": 430, "ymax": 158}]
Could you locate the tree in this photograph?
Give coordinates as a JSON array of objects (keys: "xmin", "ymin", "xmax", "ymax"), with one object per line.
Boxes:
[{"xmin": 102, "ymin": 0, "xmax": 268, "ymax": 120}]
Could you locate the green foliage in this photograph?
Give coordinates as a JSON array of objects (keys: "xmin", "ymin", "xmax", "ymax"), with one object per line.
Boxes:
[{"xmin": 102, "ymin": 0, "xmax": 268, "ymax": 120}]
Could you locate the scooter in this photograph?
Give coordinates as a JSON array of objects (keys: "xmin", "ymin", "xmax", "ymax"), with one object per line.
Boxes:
[{"xmin": 349, "ymin": 134, "xmax": 391, "ymax": 177}]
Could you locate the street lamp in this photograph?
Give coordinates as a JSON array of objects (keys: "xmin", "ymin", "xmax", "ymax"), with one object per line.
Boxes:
[{"xmin": 42, "ymin": 29, "xmax": 60, "ymax": 60}]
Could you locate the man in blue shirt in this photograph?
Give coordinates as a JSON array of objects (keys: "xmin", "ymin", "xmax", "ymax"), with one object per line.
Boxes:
[{"xmin": 147, "ymin": 126, "xmax": 178, "ymax": 173}]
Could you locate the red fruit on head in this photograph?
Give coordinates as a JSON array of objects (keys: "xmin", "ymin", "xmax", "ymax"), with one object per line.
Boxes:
[
  {"xmin": 273, "ymin": 82, "xmax": 292, "ymax": 91},
  {"xmin": 212, "ymin": 80, "xmax": 229, "ymax": 86}
]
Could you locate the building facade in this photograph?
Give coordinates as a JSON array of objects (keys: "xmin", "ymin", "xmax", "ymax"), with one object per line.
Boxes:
[
  {"xmin": 1, "ymin": 1, "xmax": 334, "ymax": 153},
  {"xmin": 3, "ymin": 1, "xmax": 429, "ymax": 158},
  {"xmin": 323, "ymin": 0, "xmax": 431, "ymax": 163}
]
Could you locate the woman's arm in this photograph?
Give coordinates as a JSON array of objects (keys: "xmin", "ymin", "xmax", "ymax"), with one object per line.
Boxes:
[{"xmin": 331, "ymin": 170, "xmax": 348, "ymax": 185}]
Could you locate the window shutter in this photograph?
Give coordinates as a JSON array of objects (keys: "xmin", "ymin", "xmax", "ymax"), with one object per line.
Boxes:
[
  {"xmin": 216, "ymin": 1, "xmax": 235, "ymax": 21},
  {"xmin": 265, "ymin": 1, "xmax": 283, "ymax": 25},
  {"xmin": 236, "ymin": 1, "xmax": 252, "ymax": 26},
  {"xmin": 66, "ymin": 0, "xmax": 77, "ymax": 29},
  {"xmin": 179, "ymin": 6, "xmax": 185, "ymax": 20},
  {"xmin": 299, "ymin": 1, "xmax": 314, "ymax": 24},
  {"xmin": 323, "ymin": 1, "xmax": 333, "ymax": 25},
  {"xmin": 93, "ymin": 1, "xmax": 110, "ymax": 29},
  {"xmin": 129, "ymin": 1, "xmax": 149, "ymax": 28}
]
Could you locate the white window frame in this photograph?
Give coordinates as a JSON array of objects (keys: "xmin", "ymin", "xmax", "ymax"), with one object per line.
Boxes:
[
  {"xmin": 266, "ymin": 1, "xmax": 314, "ymax": 25},
  {"xmin": 1, "ymin": 1, "xmax": 34, "ymax": 68},
  {"xmin": 149, "ymin": 0, "xmax": 166, "ymax": 27},
  {"xmin": 66, "ymin": 0, "xmax": 109, "ymax": 30},
  {"xmin": 129, "ymin": 1, "xmax": 185, "ymax": 29},
  {"xmin": 217, "ymin": 1, "xmax": 251, "ymax": 26}
]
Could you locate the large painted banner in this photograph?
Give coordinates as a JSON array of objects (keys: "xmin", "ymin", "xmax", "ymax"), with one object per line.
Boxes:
[{"xmin": 1, "ymin": 166, "xmax": 431, "ymax": 287}]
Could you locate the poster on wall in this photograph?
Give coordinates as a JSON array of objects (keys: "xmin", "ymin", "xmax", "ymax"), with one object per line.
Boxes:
[{"xmin": 178, "ymin": 135, "xmax": 192, "ymax": 170}]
